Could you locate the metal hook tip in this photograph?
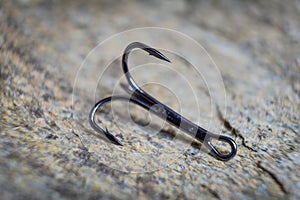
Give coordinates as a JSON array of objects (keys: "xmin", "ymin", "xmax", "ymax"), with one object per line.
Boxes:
[
  {"xmin": 147, "ymin": 48, "xmax": 171, "ymax": 63},
  {"xmin": 104, "ymin": 127, "xmax": 123, "ymax": 146}
]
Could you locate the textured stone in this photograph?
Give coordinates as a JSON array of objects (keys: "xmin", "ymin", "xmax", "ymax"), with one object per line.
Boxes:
[{"xmin": 0, "ymin": 0, "xmax": 299, "ymax": 199}]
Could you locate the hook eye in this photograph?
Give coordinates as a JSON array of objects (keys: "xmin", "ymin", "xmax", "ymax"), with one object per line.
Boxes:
[{"xmin": 205, "ymin": 135, "xmax": 237, "ymax": 161}]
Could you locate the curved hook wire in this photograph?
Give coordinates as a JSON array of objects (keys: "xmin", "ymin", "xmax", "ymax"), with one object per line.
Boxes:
[
  {"xmin": 89, "ymin": 42, "xmax": 237, "ymax": 161},
  {"xmin": 89, "ymin": 96, "xmax": 149, "ymax": 146}
]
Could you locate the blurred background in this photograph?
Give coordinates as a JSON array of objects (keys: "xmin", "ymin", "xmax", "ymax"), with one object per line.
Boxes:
[{"xmin": 0, "ymin": 0, "xmax": 299, "ymax": 199}]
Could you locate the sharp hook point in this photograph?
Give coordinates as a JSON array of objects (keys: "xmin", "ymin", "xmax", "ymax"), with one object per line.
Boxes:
[{"xmin": 148, "ymin": 49, "xmax": 171, "ymax": 63}]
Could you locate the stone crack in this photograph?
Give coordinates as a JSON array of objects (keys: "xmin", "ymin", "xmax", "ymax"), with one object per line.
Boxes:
[
  {"xmin": 217, "ymin": 107, "xmax": 257, "ymax": 152},
  {"xmin": 257, "ymin": 161, "xmax": 288, "ymax": 194}
]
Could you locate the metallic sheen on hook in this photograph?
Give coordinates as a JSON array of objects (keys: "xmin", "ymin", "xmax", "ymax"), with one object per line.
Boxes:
[{"xmin": 89, "ymin": 42, "xmax": 237, "ymax": 161}]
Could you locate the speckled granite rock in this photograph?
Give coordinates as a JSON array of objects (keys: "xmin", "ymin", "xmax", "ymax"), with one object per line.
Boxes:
[{"xmin": 0, "ymin": 0, "xmax": 299, "ymax": 199}]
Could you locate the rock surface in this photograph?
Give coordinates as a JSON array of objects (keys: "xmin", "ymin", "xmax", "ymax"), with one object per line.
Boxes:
[{"xmin": 0, "ymin": 0, "xmax": 299, "ymax": 199}]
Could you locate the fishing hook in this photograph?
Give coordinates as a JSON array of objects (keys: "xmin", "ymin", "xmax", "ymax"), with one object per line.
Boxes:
[{"xmin": 89, "ymin": 42, "xmax": 237, "ymax": 161}]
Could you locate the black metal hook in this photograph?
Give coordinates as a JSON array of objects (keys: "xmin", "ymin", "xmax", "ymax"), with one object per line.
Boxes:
[{"xmin": 89, "ymin": 42, "xmax": 237, "ymax": 161}]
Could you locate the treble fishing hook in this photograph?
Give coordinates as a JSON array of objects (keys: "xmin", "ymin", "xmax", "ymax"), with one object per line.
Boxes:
[{"xmin": 89, "ymin": 42, "xmax": 237, "ymax": 161}]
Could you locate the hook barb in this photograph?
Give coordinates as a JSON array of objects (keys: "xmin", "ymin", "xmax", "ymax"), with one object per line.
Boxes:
[{"xmin": 148, "ymin": 48, "xmax": 171, "ymax": 63}]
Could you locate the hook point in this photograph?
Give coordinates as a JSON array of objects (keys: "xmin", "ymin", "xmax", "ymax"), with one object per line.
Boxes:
[
  {"xmin": 104, "ymin": 127, "xmax": 123, "ymax": 146},
  {"xmin": 147, "ymin": 49, "xmax": 171, "ymax": 63}
]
